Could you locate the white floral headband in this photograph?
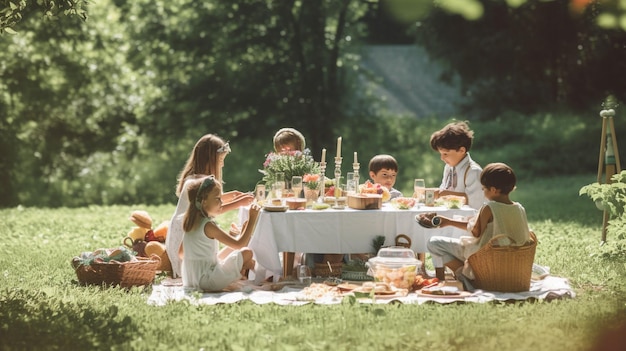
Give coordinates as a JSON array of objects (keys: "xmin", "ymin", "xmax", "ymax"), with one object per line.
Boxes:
[
  {"xmin": 195, "ymin": 176, "xmax": 217, "ymax": 211},
  {"xmin": 217, "ymin": 142, "xmax": 231, "ymax": 154}
]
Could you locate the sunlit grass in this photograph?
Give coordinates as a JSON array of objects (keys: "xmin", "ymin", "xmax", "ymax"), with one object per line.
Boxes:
[{"xmin": 0, "ymin": 176, "xmax": 624, "ymax": 350}]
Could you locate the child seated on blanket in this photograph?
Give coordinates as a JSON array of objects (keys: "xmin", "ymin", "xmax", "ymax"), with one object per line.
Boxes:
[
  {"xmin": 422, "ymin": 162, "xmax": 532, "ymax": 282},
  {"xmin": 166, "ymin": 134, "xmax": 255, "ymax": 278},
  {"xmin": 182, "ymin": 175, "xmax": 261, "ymax": 292}
]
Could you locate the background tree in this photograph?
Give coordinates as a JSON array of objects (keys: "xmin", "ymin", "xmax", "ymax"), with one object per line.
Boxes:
[
  {"xmin": 1, "ymin": 0, "xmax": 625, "ymax": 208},
  {"xmin": 412, "ymin": 0, "xmax": 626, "ymax": 118},
  {"xmin": 0, "ymin": 0, "xmax": 88, "ymax": 34},
  {"xmin": 112, "ymin": 0, "xmax": 371, "ymax": 195},
  {"xmin": 0, "ymin": 0, "xmax": 145, "ymax": 207}
]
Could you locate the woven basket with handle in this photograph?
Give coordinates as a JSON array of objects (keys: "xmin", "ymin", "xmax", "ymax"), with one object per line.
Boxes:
[
  {"xmin": 394, "ymin": 234, "xmax": 412, "ymax": 249},
  {"xmin": 72, "ymin": 254, "xmax": 161, "ymax": 288},
  {"xmin": 467, "ymin": 232, "xmax": 537, "ymax": 292},
  {"xmin": 313, "ymin": 262, "xmax": 342, "ymax": 278}
]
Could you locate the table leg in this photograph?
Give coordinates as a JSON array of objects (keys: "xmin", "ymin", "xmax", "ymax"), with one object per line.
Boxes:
[
  {"xmin": 283, "ymin": 252, "xmax": 295, "ymax": 279},
  {"xmin": 417, "ymin": 252, "xmax": 426, "ymax": 264}
]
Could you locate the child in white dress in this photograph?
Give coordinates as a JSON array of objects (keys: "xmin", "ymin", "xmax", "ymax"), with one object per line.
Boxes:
[
  {"xmin": 166, "ymin": 134, "xmax": 255, "ymax": 278},
  {"xmin": 182, "ymin": 175, "xmax": 261, "ymax": 291}
]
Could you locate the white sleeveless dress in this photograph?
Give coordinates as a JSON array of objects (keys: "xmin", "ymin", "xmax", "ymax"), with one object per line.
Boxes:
[
  {"xmin": 181, "ymin": 217, "xmax": 243, "ymax": 291},
  {"xmin": 165, "ymin": 180, "xmax": 192, "ymax": 278}
]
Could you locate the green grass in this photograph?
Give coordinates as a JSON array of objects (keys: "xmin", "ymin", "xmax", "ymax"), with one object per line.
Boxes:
[{"xmin": 1, "ymin": 174, "xmax": 625, "ymax": 351}]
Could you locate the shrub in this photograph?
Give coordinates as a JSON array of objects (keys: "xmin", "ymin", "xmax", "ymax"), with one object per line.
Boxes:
[{"xmin": 580, "ymin": 170, "xmax": 626, "ymax": 259}]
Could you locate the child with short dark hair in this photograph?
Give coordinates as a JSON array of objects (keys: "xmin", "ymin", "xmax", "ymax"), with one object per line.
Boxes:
[
  {"xmin": 422, "ymin": 163, "xmax": 532, "ymax": 282},
  {"xmin": 273, "ymin": 127, "xmax": 306, "ymax": 153},
  {"xmin": 429, "ymin": 121, "xmax": 485, "ymax": 209},
  {"xmin": 368, "ymin": 154, "xmax": 402, "ymax": 199}
]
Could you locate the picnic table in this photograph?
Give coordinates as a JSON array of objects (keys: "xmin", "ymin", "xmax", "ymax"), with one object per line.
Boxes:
[{"xmin": 239, "ymin": 203, "xmax": 475, "ymax": 281}]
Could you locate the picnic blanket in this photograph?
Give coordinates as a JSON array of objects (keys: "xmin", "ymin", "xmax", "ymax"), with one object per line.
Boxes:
[{"xmin": 147, "ymin": 275, "xmax": 576, "ymax": 306}]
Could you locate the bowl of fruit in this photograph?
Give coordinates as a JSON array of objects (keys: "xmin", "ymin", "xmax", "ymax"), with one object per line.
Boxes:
[{"xmin": 366, "ymin": 247, "xmax": 421, "ymax": 289}]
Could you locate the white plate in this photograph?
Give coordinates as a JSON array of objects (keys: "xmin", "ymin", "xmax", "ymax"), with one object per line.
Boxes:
[{"xmin": 263, "ymin": 205, "xmax": 288, "ymax": 212}]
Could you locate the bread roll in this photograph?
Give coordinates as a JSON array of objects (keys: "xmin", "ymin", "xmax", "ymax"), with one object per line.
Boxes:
[{"xmin": 129, "ymin": 210, "xmax": 152, "ymax": 229}]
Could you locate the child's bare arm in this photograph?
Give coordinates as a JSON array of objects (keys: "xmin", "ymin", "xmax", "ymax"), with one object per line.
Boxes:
[
  {"xmin": 469, "ymin": 205, "xmax": 492, "ymax": 238},
  {"xmin": 205, "ymin": 204, "xmax": 261, "ymax": 249},
  {"xmin": 222, "ymin": 190, "xmax": 245, "ymax": 202},
  {"xmin": 438, "ymin": 216, "xmax": 470, "ymax": 231},
  {"xmin": 219, "ymin": 192, "xmax": 254, "ymax": 213}
]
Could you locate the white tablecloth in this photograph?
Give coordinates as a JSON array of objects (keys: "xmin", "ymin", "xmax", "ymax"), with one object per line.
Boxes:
[{"xmin": 240, "ymin": 204, "xmax": 476, "ymax": 280}]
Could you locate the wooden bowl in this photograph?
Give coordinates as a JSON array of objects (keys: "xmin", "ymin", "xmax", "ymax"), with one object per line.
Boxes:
[
  {"xmin": 285, "ymin": 198, "xmax": 306, "ymax": 210},
  {"xmin": 347, "ymin": 194, "xmax": 382, "ymax": 210}
]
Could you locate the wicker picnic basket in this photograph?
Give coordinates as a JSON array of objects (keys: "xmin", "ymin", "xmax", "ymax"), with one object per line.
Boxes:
[
  {"xmin": 394, "ymin": 234, "xmax": 412, "ymax": 249},
  {"xmin": 467, "ymin": 232, "xmax": 537, "ymax": 292},
  {"xmin": 313, "ymin": 262, "xmax": 342, "ymax": 278},
  {"xmin": 72, "ymin": 254, "xmax": 161, "ymax": 288}
]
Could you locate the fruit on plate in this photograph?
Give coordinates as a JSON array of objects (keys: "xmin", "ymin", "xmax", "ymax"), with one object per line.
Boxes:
[
  {"xmin": 312, "ymin": 203, "xmax": 330, "ymax": 210},
  {"xmin": 359, "ymin": 180, "xmax": 391, "ymax": 202},
  {"xmin": 435, "ymin": 195, "xmax": 466, "ymax": 209},
  {"xmin": 412, "ymin": 275, "xmax": 439, "ymax": 291},
  {"xmin": 325, "ymin": 185, "xmax": 346, "ymax": 197},
  {"xmin": 390, "ymin": 197, "xmax": 416, "ymax": 209}
]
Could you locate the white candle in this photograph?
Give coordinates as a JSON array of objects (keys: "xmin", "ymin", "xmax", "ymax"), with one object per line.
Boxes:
[
  {"xmin": 321, "ymin": 148, "xmax": 326, "ymax": 163},
  {"xmin": 354, "ymin": 151, "xmax": 358, "ymax": 164},
  {"xmin": 336, "ymin": 137, "xmax": 342, "ymax": 158}
]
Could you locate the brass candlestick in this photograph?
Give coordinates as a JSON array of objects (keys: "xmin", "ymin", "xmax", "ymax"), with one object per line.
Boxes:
[
  {"xmin": 333, "ymin": 156, "xmax": 344, "ymax": 209},
  {"xmin": 318, "ymin": 161, "xmax": 327, "ymax": 203}
]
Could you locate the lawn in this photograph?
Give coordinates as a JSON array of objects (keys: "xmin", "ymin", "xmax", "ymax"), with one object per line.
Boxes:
[{"xmin": 1, "ymin": 174, "xmax": 625, "ymax": 351}]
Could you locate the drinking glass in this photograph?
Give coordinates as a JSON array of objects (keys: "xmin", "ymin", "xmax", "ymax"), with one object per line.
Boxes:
[
  {"xmin": 255, "ymin": 184, "xmax": 266, "ymax": 202},
  {"xmin": 273, "ymin": 172, "xmax": 285, "ymax": 199},
  {"xmin": 346, "ymin": 172, "xmax": 356, "ymax": 194},
  {"xmin": 291, "ymin": 176, "xmax": 303, "ymax": 198},
  {"xmin": 296, "ymin": 265, "xmax": 312, "ymax": 286},
  {"xmin": 414, "ymin": 178, "xmax": 426, "ymax": 205},
  {"xmin": 272, "ymin": 182, "xmax": 284, "ymax": 201}
]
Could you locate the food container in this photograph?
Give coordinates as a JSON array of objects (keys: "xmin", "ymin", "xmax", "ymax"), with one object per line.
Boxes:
[
  {"xmin": 347, "ymin": 194, "xmax": 382, "ymax": 210},
  {"xmin": 366, "ymin": 246, "xmax": 421, "ymax": 289},
  {"xmin": 285, "ymin": 198, "xmax": 306, "ymax": 210}
]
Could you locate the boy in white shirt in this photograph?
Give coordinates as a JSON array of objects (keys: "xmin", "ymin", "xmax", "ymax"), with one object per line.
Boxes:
[{"xmin": 429, "ymin": 121, "xmax": 485, "ymax": 210}]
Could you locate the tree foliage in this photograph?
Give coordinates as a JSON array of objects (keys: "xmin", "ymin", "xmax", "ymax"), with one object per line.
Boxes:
[
  {"xmin": 412, "ymin": 0, "xmax": 626, "ymax": 118},
  {"xmin": 0, "ymin": 0, "xmax": 88, "ymax": 34},
  {"xmin": 0, "ymin": 0, "xmax": 374, "ymax": 207},
  {"xmin": 114, "ymin": 0, "xmax": 370, "ymax": 151},
  {"xmin": 2, "ymin": 0, "xmax": 626, "ymax": 208},
  {"xmin": 0, "ymin": 0, "xmax": 146, "ymax": 206}
]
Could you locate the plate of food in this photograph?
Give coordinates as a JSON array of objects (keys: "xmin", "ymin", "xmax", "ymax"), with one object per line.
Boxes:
[
  {"xmin": 390, "ymin": 197, "xmax": 416, "ymax": 210},
  {"xmin": 417, "ymin": 285, "xmax": 471, "ymax": 298},
  {"xmin": 263, "ymin": 205, "xmax": 288, "ymax": 212},
  {"xmin": 415, "ymin": 212, "xmax": 441, "ymax": 228},
  {"xmin": 352, "ymin": 282, "xmax": 400, "ymax": 296},
  {"xmin": 336, "ymin": 282, "xmax": 361, "ymax": 292},
  {"xmin": 435, "ymin": 195, "xmax": 466, "ymax": 209},
  {"xmin": 312, "ymin": 203, "xmax": 330, "ymax": 210}
]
